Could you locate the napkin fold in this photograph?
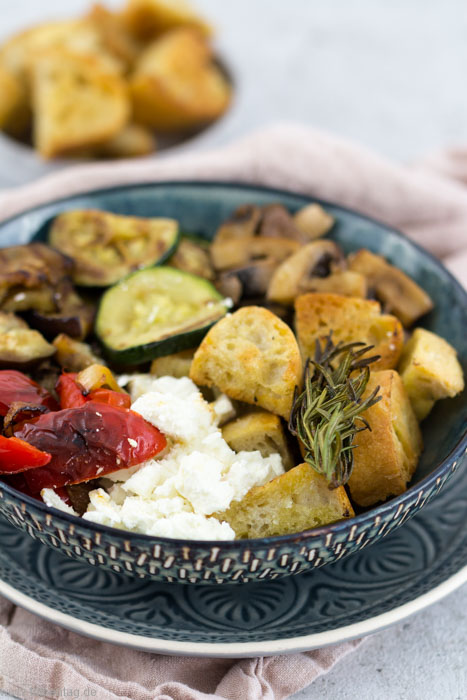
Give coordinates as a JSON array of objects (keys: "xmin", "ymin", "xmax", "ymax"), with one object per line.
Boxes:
[{"xmin": 0, "ymin": 123, "xmax": 466, "ymax": 700}]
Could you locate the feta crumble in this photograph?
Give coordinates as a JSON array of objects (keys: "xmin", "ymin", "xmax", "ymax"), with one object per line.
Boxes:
[{"xmin": 83, "ymin": 376, "xmax": 284, "ymax": 540}]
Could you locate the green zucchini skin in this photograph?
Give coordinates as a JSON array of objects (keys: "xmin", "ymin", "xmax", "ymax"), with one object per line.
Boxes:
[
  {"xmin": 100, "ymin": 320, "xmax": 220, "ymax": 366},
  {"xmin": 95, "ymin": 266, "xmax": 228, "ymax": 366}
]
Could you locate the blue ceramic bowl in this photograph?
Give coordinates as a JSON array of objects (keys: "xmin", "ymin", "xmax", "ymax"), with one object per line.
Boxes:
[{"xmin": 0, "ymin": 182, "xmax": 465, "ymax": 584}]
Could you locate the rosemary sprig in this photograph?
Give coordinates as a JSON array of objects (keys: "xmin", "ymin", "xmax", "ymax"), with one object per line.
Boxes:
[{"xmin": 288, "ymin": 335, "xmax": 382, "ymax": 489}]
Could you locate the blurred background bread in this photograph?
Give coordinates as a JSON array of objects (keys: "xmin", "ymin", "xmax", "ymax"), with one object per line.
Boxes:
[{"xmin": 0, "ymin": 0, "xmax": 231, "ymax": 160}]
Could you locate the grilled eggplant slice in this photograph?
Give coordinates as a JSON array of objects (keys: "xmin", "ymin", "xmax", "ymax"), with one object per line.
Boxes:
[
  {"xmin": 0, "ymin": 311, "xmax": 55, "ymax": 369},
  {"xmin": 49, "ymin": 209, "xmax": 179, "ymax": 286}
]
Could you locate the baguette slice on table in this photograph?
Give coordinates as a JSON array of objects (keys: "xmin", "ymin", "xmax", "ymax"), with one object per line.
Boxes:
[
  {"xmin": 130, "ymin": 28, "xmax": 230, "ymax": 131},
  {"xmin": 31, "ymin": 50, "xmax": 130, "ymax": 159},
  {"xmin": 215, "ymin": 462, "xmax": 354, "ymax": 538}
]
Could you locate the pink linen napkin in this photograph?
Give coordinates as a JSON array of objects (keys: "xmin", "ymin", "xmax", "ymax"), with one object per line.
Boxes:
[{"xmin": 0, "ymin": 123, "xmax": 466, "ymax": 700}]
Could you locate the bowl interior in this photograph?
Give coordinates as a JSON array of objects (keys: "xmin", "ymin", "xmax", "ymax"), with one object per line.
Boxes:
[{"xmin": 1, "ymin": 181, "xmax": 466, "ymax": 494}]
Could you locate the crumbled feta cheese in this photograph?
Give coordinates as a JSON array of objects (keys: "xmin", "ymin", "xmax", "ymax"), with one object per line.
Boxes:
[
  {"xmin": 41, "ymin": 488, "xmax": 77, "ymax": 516},
  {"xmin": 83, "ymin": 376, "xmax": 285, "ymax": 540},
  {"xmin": 210, "ymin": 393, "xmax": 236, "ymax": 426}
]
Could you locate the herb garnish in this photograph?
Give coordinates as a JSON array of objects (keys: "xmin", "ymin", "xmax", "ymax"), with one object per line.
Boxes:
[{"xmin": 288, "ymin": 335, "xmax": 382, "ymax": 489}]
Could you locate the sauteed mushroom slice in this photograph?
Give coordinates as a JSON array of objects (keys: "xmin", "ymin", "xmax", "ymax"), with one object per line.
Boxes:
[
  {"xmin": 293, "ymin": 203, "xmax": 335, "ymax": 240},
  {"xmin": 348, "ymin": 249, "xmax": 434, "ymax": 327},
  {"xmin": 168, "ymin": 237, "xmax": 214, "ymax": 280},
  {"xmin": 232, "ymin": 259, "xmax": 278, "ymax": 298},
  {"xmin": 210, "ymin": 236, "xmax": 300, "ymax": 271},
  {"xmin": 267, "ymin": 240, "xmax": 345, "ymax": 305},
  {"xmin": 215, "ymin": 272, "xmax": 243, "ymax": 306},
  {"xmin": 301, "ymin": 270, "xmax": 367, "ymax": 298},
  {"xmin": 214, "ymin": 204, "xmax": 262, "ymax": 243},
  {"xmin": 258, "ymin": 204, "xmax": 306, "ymax": 242}
]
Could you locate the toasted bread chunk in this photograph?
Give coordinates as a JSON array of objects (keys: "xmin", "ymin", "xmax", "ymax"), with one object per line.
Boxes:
[
  {"xmin": 121, "ymin": 0, "xmax": 212, "ymax": 40},
  {"xmin": 190, "ymin": 306, "xmax": 302, "ymax": 419},
  {"xmin": 1, "ymin": 20, "xmax": 124, "ymax": 80},
  {"xmin": 347, "ymin": 370, "xmax": 423, "ymax": 507},
  {"xmin": 398, "ymin": 328, "xmax": 464, "ymax": 420},
  {"xmin": 293, "ymin": 203, "xmax": 335, "ymax": 240},
  {"xmin": 32, "ymin": 50, "xmax": 129, "ymax": 159},
  {"xmin": 215, "ymin": 463, "xmax": 354, "ymax": 538},
  {"xmin": 295, "ymin": 293, "xmax": 403, "ymax": 370},
  {"xmin": 150, "ymin": 348, "xmax": 194, "ymax": 377},
  {"xmin": 0, "ymin": 63, "xmax": 29, "ymax": 135},
  {"xmin": 222, "ymin": 411, "xmax": 295, "ymax": 470},
  {"xmin": 94, "ymin": 123, "xmax": 156, "ymax": 158},
  {"xmin": 130, "ymin": 28, "xmax": 230, "ymax": 131},
  {"xmin": 87, "ymin": 4, "xmax": 141, "ymax": 70},
  {"xmin": 348, "ymin": 249, "xmax": 433, "ymax": 327}
]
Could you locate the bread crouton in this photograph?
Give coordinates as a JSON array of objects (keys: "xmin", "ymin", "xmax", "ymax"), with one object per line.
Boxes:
[
  {"xmin": 347, "ymin": 370, "xmax": 423, "ymax": 506},
  {"xmin": 294, "ymin": 293, "xmax": 403, "ymax": 370},
  {"xmin": 87, "ymin": 4, "xmax": 141, "ymax": 70},
  {"xmin": 348, "ymin": 249, "xmax": 433, "ymax": 327},
  {"xmin": 222, "ymin": 411, "xmax": 295, "ymax": 470},
  {"xmin": 150, "ymin": 348, "xmax": 194, "ymax": 377},
  {"xmin": 398, "ymin": 328, "xmax": 464, "ymax": 420},
  {"xmin": 189, "ymin": 306, "xmax": 302, "ymax": 419},
  {"xmin": 130, "ymin": 28, "xmax": 230, "ymax": 131},
  {"xmin": 121, "ymin": 0, "xmax": 212, "ymax": 40},
  {"xmin": 0, "ymin": 63, "xmax": 29, "ymax": 136},
  {"xmin": 32, "ymin": 50, "xmax": 129, "ymax": 159},
  {"xmin": 215, "ymin": 462, "xmax": 354, "ymax": 538}
]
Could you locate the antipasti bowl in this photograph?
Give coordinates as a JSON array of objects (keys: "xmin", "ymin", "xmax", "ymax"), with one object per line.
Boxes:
[{"xmin": 0, "ymin": 182, "xmax": 465, "ymax": 584}]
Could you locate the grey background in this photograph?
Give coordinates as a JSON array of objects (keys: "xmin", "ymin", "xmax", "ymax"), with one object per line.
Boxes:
[{"xmin": 0, "ymin": 1, "xmax": 466, "ymax": 698}]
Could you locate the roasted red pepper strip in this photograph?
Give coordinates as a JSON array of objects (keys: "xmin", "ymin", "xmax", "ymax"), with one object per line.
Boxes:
[
  {"xmin": 14, "ymin": 401, "xmax": 166, "ymax": 492},
  {"xmin": 56, "ymin": 373, "xmax": 87, "ymax": 409},
  {"xmin": 0, "ymin": 370, "xmax": 59, "ymax": 416},
  {"xmin": 87, "ymin": 388, "xmax": 131, "ymax": 409},
  {"xmin": 0, "ymin": 435, "xmax": 52, "ymax": 473}
]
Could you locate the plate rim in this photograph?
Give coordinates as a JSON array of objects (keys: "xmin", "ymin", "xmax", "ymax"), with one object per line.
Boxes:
[{"xmin": 0, "ymin": 564, "xmax": 465, "ymax": 657}]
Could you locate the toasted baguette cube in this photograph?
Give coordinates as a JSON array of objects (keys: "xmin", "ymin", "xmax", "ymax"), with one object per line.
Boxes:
[
  {"xmin": 190, "ymin": 306, "xmax": 302, "ymax": 419},
  {"xmin": 121, "ymin": 0, "xmax": 212, "ymax": 40},
  {"xmin": 130, "ymin": 29, "xmax": 230, "ymax": 131},
  {"xmin": 348, "ymin": 249, "xmax": 433, "ymax": 327},
  {"xmin": 222, "ymin": 411, "xmax": 295, "ymax": 470},
  {"xmin": 215, "ymin": 463, "xmax": 354, "ymax": 538},
  {"xmin": 32, "ymin": 50, "xmax": 129, "ymax": 159},
  {"xmin": 87, "ymin": 4, "xmax": 141, "ymax": 70},
  {"xmin": 0, "ymin": 63, "xmax": 29, "ymax": 135},
  {"xmin": 295, "ymin": 293, "xmax": 403, "ymax": 370},
  {"xmin": 347, "ymin": 370, "xmax": 423, "ymax": 507},
  {"xmin": 398, "ymin": 328, "xmax": 464, "ymax": 420},
  {"xmin": 150, "ymin": 348, "xmax": 194, "ymax": 378}
]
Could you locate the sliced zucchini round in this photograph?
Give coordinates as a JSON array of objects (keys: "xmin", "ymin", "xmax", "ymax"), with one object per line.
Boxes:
[
  {"xmin": 96, "ymin": 266, "xmax": 229, "ymax": 365},
  {"xmin": 49, "ymin": 210, "xmax": 180, "ymax": 286}
]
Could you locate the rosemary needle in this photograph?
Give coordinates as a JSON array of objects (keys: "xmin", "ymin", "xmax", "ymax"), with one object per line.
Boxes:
[{"xmin": 288, "ymin": 335, "xmax": 382, "ymax": 489}]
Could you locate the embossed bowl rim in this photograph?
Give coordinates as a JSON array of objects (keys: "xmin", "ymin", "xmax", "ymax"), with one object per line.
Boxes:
[{"xmin": 0, "ymin": 180, "xmax": 466, "ymax": 551}]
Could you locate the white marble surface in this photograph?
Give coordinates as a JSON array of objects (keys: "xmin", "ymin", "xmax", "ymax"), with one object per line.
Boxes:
[{"xmin": 0, "ymin": 1, "xmax": 466, "ymax": 698}]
